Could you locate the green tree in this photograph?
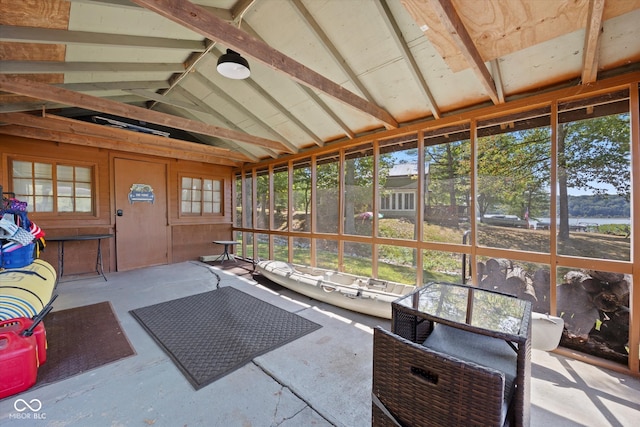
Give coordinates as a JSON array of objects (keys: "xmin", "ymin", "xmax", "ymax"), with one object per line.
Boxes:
[
  {"xmin": 425, "ymin": 139, "xmax": 470, "ymax": 221},
  {"xmin": 477, "ymin": 127, "xmax": 550, "ymax": 221},
  {"xmin": 557, "ymin": 114, "xmax": 630, "ymax": 240},
  {"xmin": 292, "ymin": 165, "xmax": 311, "ymax": 213},
  {"xmin": 343, "ymin": 152, "xmax": 393, "ymax": 235},
  {"xmin": 256, "ymin": 171, "xmax": 269, "ymax": 228}
]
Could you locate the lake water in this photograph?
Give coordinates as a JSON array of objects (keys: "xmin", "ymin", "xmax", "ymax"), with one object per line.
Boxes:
[{"xmin": 537, "ymin": 217, "xmax": 631, "ymax": 226}]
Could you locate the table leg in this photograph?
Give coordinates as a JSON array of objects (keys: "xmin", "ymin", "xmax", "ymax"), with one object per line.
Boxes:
[
  {"xmin": 214, "ymin": 245, "xmax": 227, "ymax": 263},
  {"xmin": 96, "ymin": 238, "xmax": 107, "ymax": 281},
  {"xmin": 57, "ymin": 241, "xmax": 64, "ymax": 278},
  {"xmin": 212, "ymin": 243, "xmax": 237, "ymax": 263}
]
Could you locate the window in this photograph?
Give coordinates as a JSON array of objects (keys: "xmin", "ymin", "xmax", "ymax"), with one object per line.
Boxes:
[
  {"xmin": 380, "ymin": 194, "xmax": 390, "ymax": 210},
  {"xmin": 181, "ymin": 176, "xmax": 222, "ymax": 215},
  {"xmin": 380, "ymin": 192, "xmax": 415, "ymax": 211},
  {"xmin": 11, "ymin": 159, "xmax": 94, "ymax": 214}
]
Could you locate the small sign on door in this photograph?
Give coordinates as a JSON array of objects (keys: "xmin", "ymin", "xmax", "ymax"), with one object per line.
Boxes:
[{"xmin": 128, "ymin": 183, "xmax": 155, "ymax": 204}]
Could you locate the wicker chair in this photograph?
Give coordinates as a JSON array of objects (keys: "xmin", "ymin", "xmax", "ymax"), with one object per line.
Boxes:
[{"xmin": 372, "ymin": 327, "xmax": 512, "ymax": 427}]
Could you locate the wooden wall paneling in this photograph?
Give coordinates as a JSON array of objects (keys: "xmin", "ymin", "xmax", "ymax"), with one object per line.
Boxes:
[
  {"xmin": 39, "ymin": 226, "xmax": 114, "ymax": 277},
  {"xmin": 171, "ymin": 224, "xmax": 232, "ymax": 263}
]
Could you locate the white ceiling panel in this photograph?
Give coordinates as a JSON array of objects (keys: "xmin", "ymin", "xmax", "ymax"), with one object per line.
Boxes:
[{"xmin": 1, "ymin": 0, "xmax": 638, "ymax": 165}]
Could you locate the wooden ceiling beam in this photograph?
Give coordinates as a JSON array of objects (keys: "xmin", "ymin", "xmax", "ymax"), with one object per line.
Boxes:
[
  {"xmin": 0, "ymin": 75, "xmax": 291, "ymax": 152},
  {"xmin": 378, "ymin": 0, "xmax": 441, "ymax": 119},
  {"xmin": 130, "ymin": 0, "xmax": 399, "ymax": 129},
  {"xmin": 582, "ymin": 0, "xmax": 605, "ymax": 84},
  {"xmin": 0, "ymin": 95, "xmax": 146, "ymax": 114},
  {"xmin": 239, "ymin": 21, "xmax": 356, "ymax": 141},
  {"xmin": 0, "ymin": 112, "xmax": 250, "ymax": 162},
  {"xmin": 169, "ymin": 85, "xmax": 279, "ymax": 159},
  {"xmin": 230, "ymin": 0, "xmax": 257, "ymax": 22},
  {"xmin": 0, "ymin": 61, "xmax": 185, "ymax": 74},
  {"xmin": 189, "ymin": 71, "xmax": 299, "ymax": 154},
  {"xmin": 0, "ymin": 125, "xmax": 240, "ymax": 166},
  {"xmin": 124, "ymin": 88, "xmax": 209, "ymax": 114},
  {"xmin": 148, "ymin": 40, "xmax": 218, "ymax": 111},
  {"xmin": 0, "ymin": 25, "xmax": 207, "ymax": 51},
  {"xmin": 234, "ymin": 60, "xmax": 325, "ymax": 147},
  {"xmin": 300, "ymin": 85, "xmax": 356, "ymax": 140},
  {"xmin": 65, "ymin": 0, "xmax": 233, "ymax": 20},
  {"xmin": 291, "ymin": 0, "xmax": 378, "ymax": 107},
  {"xmin": 58, "ymin": 80, "xmax": 170, "ymax": 92},
  {"xmin": 427, "ymin": 0, "xmax": 500, "ymax": 104},
  {"xmin": 490, "ymin": 59, "xmax": 506, "ymax": 104},
  {"xmin": 156, "ymin": 98, "xmax": 263, "ymax": 162}
]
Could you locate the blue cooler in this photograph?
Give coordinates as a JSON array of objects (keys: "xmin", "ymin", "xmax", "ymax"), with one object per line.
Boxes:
[{"xmin": 0, "ymin": 242, "xmax": 35, "ymax": 269}]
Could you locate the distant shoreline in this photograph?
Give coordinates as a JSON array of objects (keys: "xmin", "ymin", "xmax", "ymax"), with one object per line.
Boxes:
[{"xmin": 536, "ymin": 217, "xmax": 630, "ymax": 226}]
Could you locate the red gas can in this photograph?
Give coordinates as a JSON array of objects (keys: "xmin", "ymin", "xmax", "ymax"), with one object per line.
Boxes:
[
  {"xmin": 0, "ymin": 317, "xmax": 47, "ymax": 365},
  {"xmin": 0, "ymin": 329, "xmax": 39, "ymax": 399}
]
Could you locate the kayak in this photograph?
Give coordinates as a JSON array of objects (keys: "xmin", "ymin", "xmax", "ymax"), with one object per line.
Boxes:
[{"xmin": 255, "ymin": 260, "xmax": 414, "ymax": 319}]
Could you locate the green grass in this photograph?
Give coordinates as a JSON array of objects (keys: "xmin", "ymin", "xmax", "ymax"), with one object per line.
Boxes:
[{"xmin": 253, "ymin": 218, "xmax": 630, "ymax": 285}]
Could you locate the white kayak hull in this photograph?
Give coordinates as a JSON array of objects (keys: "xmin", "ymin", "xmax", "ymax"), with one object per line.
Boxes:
[{"xmin": 255, "ymin": 260, "xmax": 414, "ymax": 319}]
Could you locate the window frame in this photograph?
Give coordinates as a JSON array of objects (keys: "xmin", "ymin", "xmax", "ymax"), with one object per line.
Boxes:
[
  {"xmin": 380, "ymin": 191, "xmax": 415, "ymax": 212},
  {"xmin": 8, "ymin": 156, "xmax": 97, "ymax": 218},
  {"xmin": 179, "ymin": 173, "xmax": 224, "ymax": 218}
]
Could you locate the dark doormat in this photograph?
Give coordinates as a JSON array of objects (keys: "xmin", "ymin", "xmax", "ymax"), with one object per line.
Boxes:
[
  {"xmin": 36, "ymin": 301, "xmax": 135, "ymax": 388},
  {"xmin": 130, "ymin": 286, "xmax": 321, "ymax": 390}
]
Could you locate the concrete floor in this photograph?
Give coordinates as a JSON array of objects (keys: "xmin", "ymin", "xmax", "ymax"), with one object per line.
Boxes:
[{"xmin": 1, "ymin": 260, "xmax": 639, "ymax": 427}]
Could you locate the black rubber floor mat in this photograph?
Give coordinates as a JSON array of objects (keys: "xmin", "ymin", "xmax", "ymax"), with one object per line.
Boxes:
[
  {"xmin": 36, "ymin": 301, "xmax": 135, "ymax": 388},
  {"xmin": 130, "ymin": 287, "xmax": 321, "ymax": 390}
]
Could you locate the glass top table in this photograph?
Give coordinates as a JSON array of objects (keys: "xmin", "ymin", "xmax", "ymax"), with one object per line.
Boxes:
[
  {"xmin": 393, "ymin": 281, "xmax": 530, "ymax": 338},
  {"xmin": 391, "ymin": 281, "xmax": 532, "ymax": 427}
]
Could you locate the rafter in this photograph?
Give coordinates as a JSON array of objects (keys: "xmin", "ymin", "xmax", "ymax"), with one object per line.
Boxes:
[
  {"xmin": 189, "ymin": 72, "xmax": 298, "ymax": 154},
  {"xmin": 65, "ymin": 0, "xmax": 233, "ymax": 20},
  {"xmin": 291, "ymin": 0, "xmax": 376, "ymax": 105},
  {"xmin": 130, "ymin": 0, "xmax": 399, "ymax": 129},
  {"xmin": 299, "ymin": 85, "xmax": 356, "ymax": 140},
  {"xmin": 490, "ymin": 59, "xmax": 506, "ymax": 104},
  {"xmin": 169, "ymin": 86, "xmax": 272, "ymax": 161},
  {"xmin": 148, "ymin": 40, "xmax": 218, "ymax": 111},
  {"xmin": 0, "ymin": 75, "xmax": 291, "ymax": 152},
  {"xmin": 124, "ymin": 89, "xmax": 209, "ymax": 114},
  {"xmin": 239, "ymin": 22, "xmax": 355, "ymax": 141},
  {"xmin": 0, "ymin": 124, "xmax": 240, "ymax": 166},
  {"xmin": 0, "ymin": 61, "xmax": 185, "ymax": 74},
  {"xmin": 238, "ymin": 66, "xmax": 325, "ymax": 147},
  {"xmin": 59, "ymin": 80, "xmax": 170, "ymax": 92},
  {"xmin": 582, "ymin": 0, "xmax": 605, "ymax": 84},
  {"xmin": 230, "ymin": 0, "xmax": 257, "ymax": 22},
  {"xmin": 0, "ymin": 112, "xmax": 250, "ymax": 163},
  {"xmin": 0, "ymin": 95, "xmax": 146, "ymax": 114},
  {"xmin": 378, "ymin": 0, "xmax": 441, "ymax": 119},
  {"xmin": 0, "ymin": 25, "xmax": 206, "ymax": 51},
  {"xmin": 427, "ymin": 0, "xmax": 499, "ymax": 104}
]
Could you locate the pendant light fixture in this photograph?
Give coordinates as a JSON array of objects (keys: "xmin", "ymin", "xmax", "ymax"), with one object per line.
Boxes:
[{"xmin": 216, "ymin": 49, "xmax": 251, "ymax": 80}]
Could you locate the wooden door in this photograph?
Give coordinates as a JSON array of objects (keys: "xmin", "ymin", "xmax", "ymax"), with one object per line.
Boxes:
[{"xmin": 114, "ymin": 158, "xmax": 168, "ymax": 271}]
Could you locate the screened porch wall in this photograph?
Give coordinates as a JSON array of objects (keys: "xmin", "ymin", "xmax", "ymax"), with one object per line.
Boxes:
[{"xmin": 232, "ymin": 76, "xmax": 640, "ymax": 376}]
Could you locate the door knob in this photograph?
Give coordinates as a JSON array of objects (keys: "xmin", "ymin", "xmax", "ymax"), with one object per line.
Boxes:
[{"xmin": 116, "ymin": 209, "xmax": 123, "ymax": 216}]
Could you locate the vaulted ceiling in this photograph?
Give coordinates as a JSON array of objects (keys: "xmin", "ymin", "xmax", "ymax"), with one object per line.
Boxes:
[{"xmin": 1, "ymin": 0, "xmax": 639, "ymax": 167}]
